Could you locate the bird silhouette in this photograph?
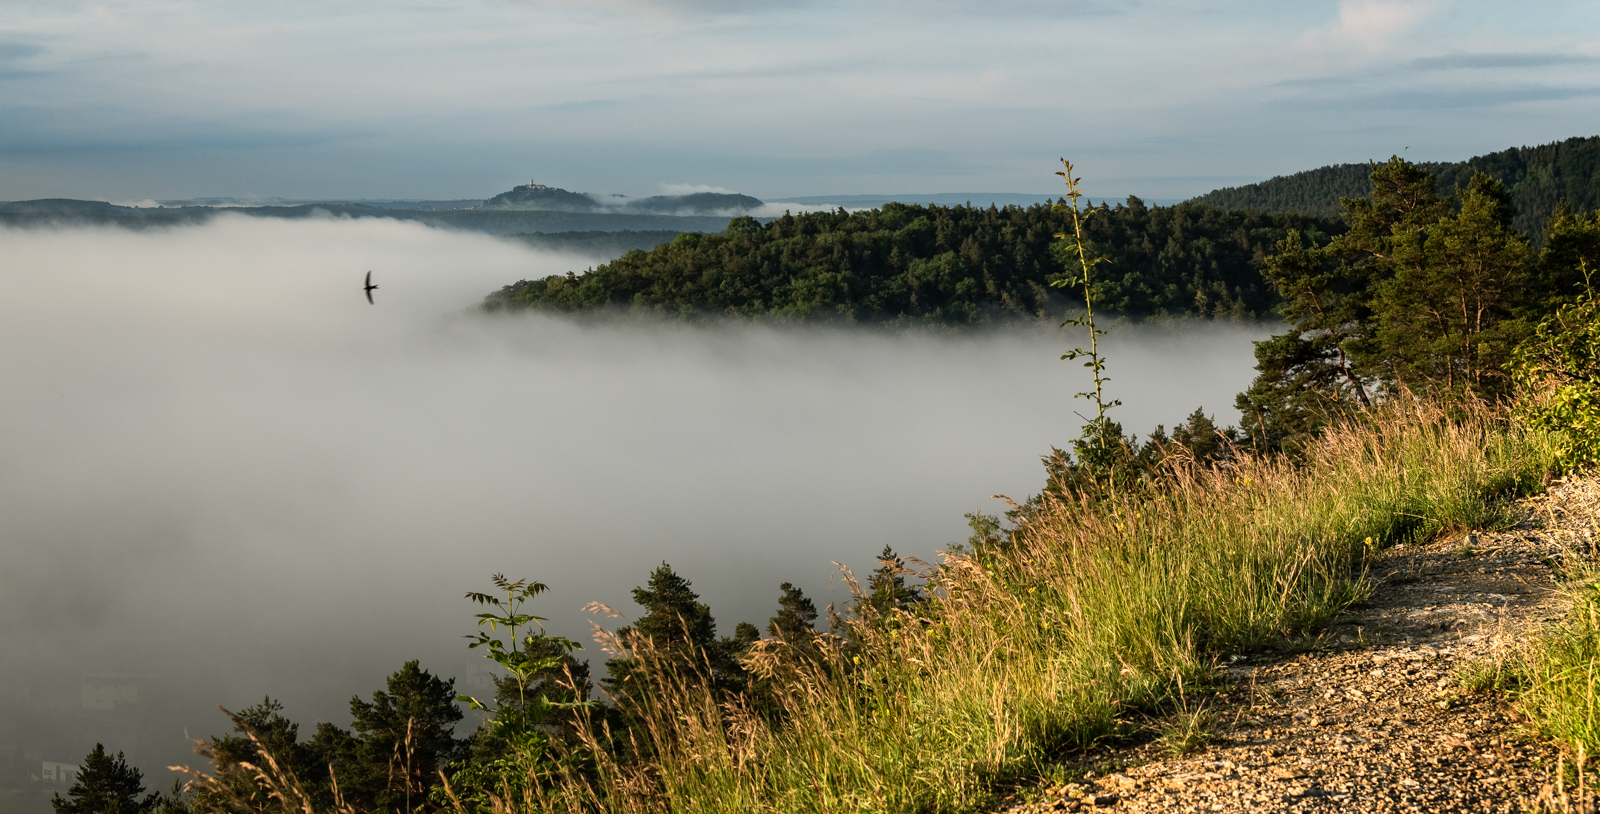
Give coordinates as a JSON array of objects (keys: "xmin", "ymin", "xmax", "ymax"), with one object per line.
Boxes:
[{"xmin": 364, "ymin": 270, "xmax": 378, "ymax": 304}]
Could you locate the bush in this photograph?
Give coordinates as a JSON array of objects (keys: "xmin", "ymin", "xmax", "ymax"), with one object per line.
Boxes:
[{"xmin": 1513, "ymin": 272, "xmax": 1600, "ymax": 473}]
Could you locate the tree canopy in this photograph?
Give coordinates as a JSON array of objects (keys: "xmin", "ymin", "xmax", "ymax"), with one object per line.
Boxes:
[
  {"xmin": 52, "ymin": 744, "xmax": 155, "ymax": 814},
  {"xmin": 1236, "ymin": 158, "xmax": 1600, "ymax": 450},
  {"xmin": 484, "ymin": 200, "xmax": 1342, "ymax": 326},
  {"xmin": 1191, "ymin": 135, "xmax": 1600, "ymax": 242}
]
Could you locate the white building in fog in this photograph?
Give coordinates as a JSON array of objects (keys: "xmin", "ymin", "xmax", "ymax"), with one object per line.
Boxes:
[{"xmin": 38, "ymin": 761, "xmax": 78, "ymax": 783}]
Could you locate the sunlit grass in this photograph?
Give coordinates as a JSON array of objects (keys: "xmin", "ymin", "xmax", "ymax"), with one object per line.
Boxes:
[
  {"xmin": 523, "ymin": 398, "xmax": 1555, "ymax": 814},
  {"xmin": 1517, "ymin": 577, "xmax": 1600, "ymax": 757}
]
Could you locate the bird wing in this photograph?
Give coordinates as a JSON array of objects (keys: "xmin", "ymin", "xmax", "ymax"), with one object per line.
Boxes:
[{"xmin": 366, "ymin": 287, "xmax": 374, "ymax": 304}]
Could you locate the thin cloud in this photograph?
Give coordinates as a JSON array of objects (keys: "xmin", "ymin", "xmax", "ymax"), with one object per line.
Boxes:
[
  {"xmin": 1297, "ymin": 0, "xmax": 1440, "ymax": 59},
  {"xmin": 1407, "ymin": 52, "xmax": 1600, "ymax": 70},
  {"xmin": 657, "ymin": 182, "xmax": 737, "ymax": 195},
  {"xmin": 871, "ymin": 0, "xmax": 1116, "ymax": 18},
  {"xmin": 0, "ymin": 40, "xmax": 45, "ymax": 61},
  {"xmin": 1281, "ymin": 82, "xmax": 1600, "ymax": 111},
  {"xmin": 509, "ymin": 0, "xmax": 1109, "ymax": 16},
  {"xmin": 0, "ymin": 38, "xmax": 47, "ymax": 79}
]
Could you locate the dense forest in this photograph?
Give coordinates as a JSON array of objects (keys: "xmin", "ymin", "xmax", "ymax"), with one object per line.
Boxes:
[
  {"xmin": 1190, "ymin": 135, "xmax": 1600, "ymax": 240},
  {"xmin": 1231, "ymin": 158, "xmax": 1600, "ymax": 452},
  {"xmin": 483, "ymin": 200, "xmax": 1345, "ymax": 324}
]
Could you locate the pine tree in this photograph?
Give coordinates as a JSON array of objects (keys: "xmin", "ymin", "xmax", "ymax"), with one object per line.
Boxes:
[
  {"xmin": 52, "ymin": 744, "xmax": 155, "ymax": 814},
  {"xmin": 324, "ymin": 661, "xmax": 463, "ymax": 813},
  {"xmin": 732, "ymin": 622, "xmax": 761, "ymax": 647},
  {"xmin": 1239, "ymin": 158, "xmax": 1490, "ymax": 449},
  {"xmin": 201, "ymin": 698, "xmax": 334, "ymax": 812},
  {"xmin": 603, "ymin": 563, "xmax": 747, "ymax": 698},
  {"xmin": 766, "ymin": 583, "xmax": 818, "ymax": 640},
  {"xmin": 1369, "ymin": 173, "xmax": 1534, "ymax": 396},
  {"xmin": 865, "ymin": 546, "xmax": 924, "ymax": 615},
  {"xmin": 1536, "ymin": 203, "xmax": 1600, "ymax": 311}
]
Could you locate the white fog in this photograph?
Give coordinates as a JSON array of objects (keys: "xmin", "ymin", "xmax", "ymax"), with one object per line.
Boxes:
[{"xmin": 0, "ymin": 215, "xmax": 1270, "ymax": 784}]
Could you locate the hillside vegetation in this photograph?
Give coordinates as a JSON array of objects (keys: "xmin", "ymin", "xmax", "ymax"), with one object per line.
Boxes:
[
  {"xmin": 1191, "ymin": 135, "xmax": 1600, "ymax": 239},
  {"xmin": 484, "ymin": 200, "xmax": 1344, "ymax": 324}
]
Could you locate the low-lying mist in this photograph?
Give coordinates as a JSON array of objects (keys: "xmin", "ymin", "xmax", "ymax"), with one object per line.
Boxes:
[{"xmin": 0, "ymin": 215, "xmax": 1269, "ymax": 785}]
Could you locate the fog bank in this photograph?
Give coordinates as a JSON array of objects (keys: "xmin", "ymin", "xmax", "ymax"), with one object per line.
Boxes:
[{"xmin": 0, "ymin": 216, "xmax": 1269, "ymax": 784}]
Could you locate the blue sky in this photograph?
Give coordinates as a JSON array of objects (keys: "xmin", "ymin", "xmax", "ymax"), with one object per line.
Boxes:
[{"xmin": 0, "ymin": 0, "xmax": 1597, "ymax": 201}]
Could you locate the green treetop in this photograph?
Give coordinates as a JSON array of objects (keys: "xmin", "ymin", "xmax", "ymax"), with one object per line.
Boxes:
[{"xmin": 53, "ymin": 744, "xmax": 156, "ymax": 814}]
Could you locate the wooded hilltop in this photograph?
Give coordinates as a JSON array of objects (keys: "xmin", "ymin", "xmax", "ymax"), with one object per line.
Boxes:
[{"xmin": 485, "ymin": 136, "xmax": 1600, "ymax": 328}]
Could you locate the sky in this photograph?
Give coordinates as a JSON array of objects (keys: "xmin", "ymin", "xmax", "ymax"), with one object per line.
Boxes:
[{"xmin": 1, "ymin": 1, "xmax": 1598, "ymax": 205}]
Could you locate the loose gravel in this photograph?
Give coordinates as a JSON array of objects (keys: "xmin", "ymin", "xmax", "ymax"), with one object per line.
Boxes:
[{"xmin": 998, "ymin": 476, "xmax": 1600, "ymax": 814}]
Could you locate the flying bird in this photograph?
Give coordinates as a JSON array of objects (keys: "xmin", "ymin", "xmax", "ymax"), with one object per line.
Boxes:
[{"xmin": 363, "ymin": 270, "xmax": 378, "ymax": 304}]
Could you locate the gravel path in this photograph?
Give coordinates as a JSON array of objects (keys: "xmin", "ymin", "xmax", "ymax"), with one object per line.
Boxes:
[{"xmin": 1001, "ymin": 476, "xmax": 1600, "ymax": 814}]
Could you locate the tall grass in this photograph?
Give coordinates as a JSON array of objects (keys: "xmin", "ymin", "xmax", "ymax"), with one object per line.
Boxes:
[
  {"xmin": 177, "ymin": 400, "xmax": 1552, "ymax": 814},
  {"xmin": 1506, "ymin": 479, "xmax": 1600, "ymax": 772},
  {"xmin": 1521, "ymin": 580, "xmax": 1600, "ymax": 756},
  {"xmin": 526, "ymin": 398, "xmax": 1555, "ymax": 814}
]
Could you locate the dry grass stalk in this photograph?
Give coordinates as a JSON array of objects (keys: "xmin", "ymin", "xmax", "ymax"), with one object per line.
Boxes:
[
  {"xmin": 527, "ymin": 398, "xmax": 1553, "ymax": 814},
  {"xmin": 170, "ymin": 708, "xmax": 357, "ymax": 814}
]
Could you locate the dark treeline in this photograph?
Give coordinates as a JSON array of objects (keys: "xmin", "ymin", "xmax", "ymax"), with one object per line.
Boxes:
[
  {"xmin": 1190, "ymin": 135, "xmax": 1600, "ymax": 240},
  {"xmin": 483, "ymin": 200, "xmax": 1345, "ymax": 324},
  {"xmin": 48, "ymin": 553, "xmax": 927, "ymax": 814}
]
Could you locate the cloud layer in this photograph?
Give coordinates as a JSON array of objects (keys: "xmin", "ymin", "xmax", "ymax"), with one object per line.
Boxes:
[{"xmin": 0, "ymin": 0, "xmax": 1596, "ymax": 201}]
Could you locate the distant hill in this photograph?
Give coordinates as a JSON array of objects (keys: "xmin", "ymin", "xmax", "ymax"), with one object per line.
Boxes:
[
  {"xmin": 483, "ymin": 185, "xmax": 603, "ymax": 212},
  {"xmin": 481, "ymin": 184, "xmax": 764, "ymax": 216},
  {"xmin": 1190, "ymin": 135, "xmax": 1600, "ymax": 238},
  {"xmin": 622, "ymin": 192, "xmax": 762, "ymax": 215},
  {"xmin": 156, "ymin": 197, "xmax": 484, "ymax": 210},
  {"xmin": 0, "ymin": 198, "xmax": 129, "ymax": 215},
  {"xmin": 0, "ymin": 199, "xmax": 738, "ymax": 235}
]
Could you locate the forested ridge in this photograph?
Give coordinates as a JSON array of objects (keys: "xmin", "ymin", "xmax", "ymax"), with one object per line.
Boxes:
[
  {"xmin": 1190, "ymin": 135, "xmax": 1600, "ymax": 239},
  {"xmin": 484, "ymin": 199, "xmax": 1345, "ymax": 324}
]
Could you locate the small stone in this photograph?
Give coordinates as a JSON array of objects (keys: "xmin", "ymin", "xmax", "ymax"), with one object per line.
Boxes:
[{"xmin": 1087, "ymin": 794, "xmax": 1117, "ymax": 807}]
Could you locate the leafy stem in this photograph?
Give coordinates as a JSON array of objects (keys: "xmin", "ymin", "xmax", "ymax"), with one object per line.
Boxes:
[{"xmin": 1051, "ymin": 159, "xmax": 1121, "ymax": 470}]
